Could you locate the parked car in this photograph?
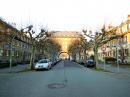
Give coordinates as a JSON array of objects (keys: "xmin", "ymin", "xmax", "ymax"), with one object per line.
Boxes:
[
  {"xmin": 34, "ymin": 59, "xmax": 52, "ymax": 70},
  {"xmin": 70, "ymin": 59, "xmax": 76, "ymax": 62},
  {"xmin": 104, "ymin": 57, "xmax": 117, "ymax": 64},
  {"xmin": 85, "ymin": 59, "xmax": 95, "ymax": 68},
  {"xmin": 79, "ymin": 60, "xmax": 85, "ymax": 65},
  {"xmin": 51, "ymin": 59, "xmax": 61, "ymax": 66}
]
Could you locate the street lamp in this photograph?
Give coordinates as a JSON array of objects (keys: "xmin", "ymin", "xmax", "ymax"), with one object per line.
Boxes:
[
  {"xmin": 9, "ymin": 35, "xmax": 16, "ymax": 72},
  {"xmin": 5, "ymin": 28, "xmax": 17, "ymax": 73}
]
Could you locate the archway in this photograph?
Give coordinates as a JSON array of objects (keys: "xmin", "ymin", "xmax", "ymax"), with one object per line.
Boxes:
[{"xmin": 58, "ymin": 52, "xmax": 70, "ymax": 60}]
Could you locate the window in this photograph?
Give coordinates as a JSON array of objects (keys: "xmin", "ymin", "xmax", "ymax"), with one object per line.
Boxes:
[
  {"xmin": 120, "ymin": 27, "xmax": 122, "ymax": 33},
  {"xmin": 6, "ymin": 50, "xmax": 10, "ymax": 56},
  {"xmin": 124, "ymin": 49, "xmax": 129, "ymax": 56},
  {"xmin": 0, "ymin": 49, "xmax": 3, "ymax": 56},
  {"xmin": 122, "ymin": 24, "xmax": 127, "ymax": 33},
  {"xmin": 12, "ymin": 51, "xmax": 14, "ymax": 56},
  {"xmin": 0, "ymin": 43, "xmax": 3, "ymax": 49},
  {"xmin": 21, "ymin": 42, "xmax": 23, "ymax": 48},
  {"xmin": 16, "ymin": 51, "xmax": 19, "ymax": 57},
  {"xmin": 124, "ymin": 36, "xmax": 127, "ymax": 43},
  {"xmin": 113, "ymin": 50, "xmax": 116, "ymax": 57},
  {"xmin": 128, "ymin": 23, "xmax": 130, "ymax": 30},
  {"xmin": 107, "ymin": 42, "xmax": 110, "ymax": 46}
]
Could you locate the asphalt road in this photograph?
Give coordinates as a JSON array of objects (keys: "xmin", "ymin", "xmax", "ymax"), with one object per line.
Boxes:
[{"xmin": 0, "ymin": 60, "xmax": 130, "ymax": 97}]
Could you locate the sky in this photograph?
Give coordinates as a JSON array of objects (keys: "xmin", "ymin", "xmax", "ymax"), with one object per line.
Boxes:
[{"xmin": 0, "ymin": 0, "xmax": 130, "ymax": 34}]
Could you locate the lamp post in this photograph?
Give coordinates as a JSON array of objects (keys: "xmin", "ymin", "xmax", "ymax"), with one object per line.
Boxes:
[
  {"xmin": 6, "ymin": 28, "xmax": 16, "ymax": 73},
  {"xmin": 116, "ymin": 45, "xmax": 119, "ymax": 72},
  {"xmin": 9, "ymin": 35, "xmax": 16, "ymax": 72}
]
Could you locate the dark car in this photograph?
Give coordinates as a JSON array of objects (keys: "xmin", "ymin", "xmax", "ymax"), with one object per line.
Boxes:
[
  {"xmin": 85, "ymin": 59, "xmax": 95, "ymax": 67},
  {"xmin": 78, "ymin": 60, "xmax": 85, "ymax": 65}
]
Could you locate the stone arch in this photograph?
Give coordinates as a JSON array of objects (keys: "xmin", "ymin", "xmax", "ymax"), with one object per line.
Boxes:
[{"xmin": 58, "ymin": 52, "xmax": 70, "ymax": 59}]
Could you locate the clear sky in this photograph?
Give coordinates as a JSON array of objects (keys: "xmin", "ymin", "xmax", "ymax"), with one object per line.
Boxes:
[{"xmin": 0, "ymin": 0, "xmax": 130, "ymax": 33}]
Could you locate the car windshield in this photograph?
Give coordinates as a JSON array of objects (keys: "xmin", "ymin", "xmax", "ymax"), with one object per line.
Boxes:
[{"xmin": 38, "ymin": 60, "xmax": 48, "ymax": 63}]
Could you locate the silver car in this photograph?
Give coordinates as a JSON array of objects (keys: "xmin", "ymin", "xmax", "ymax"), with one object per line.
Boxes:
[{"xmin": 34, "ymin": 59, "xmax": 52, "ymax": 70}]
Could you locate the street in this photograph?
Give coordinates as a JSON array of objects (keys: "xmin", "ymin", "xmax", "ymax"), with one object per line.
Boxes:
[{"xmin": 0, "ymin": 60, "xmax": 130, "ymax": 97}]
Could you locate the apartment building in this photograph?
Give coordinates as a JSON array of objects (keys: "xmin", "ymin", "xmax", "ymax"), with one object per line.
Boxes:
[
  {"xmin": 0, "ymin": 19, "xmax": 41, "ymax": 67},
  {"xmin": 98, "ymin": 15, "xmax": 130, "ymax": 63}
]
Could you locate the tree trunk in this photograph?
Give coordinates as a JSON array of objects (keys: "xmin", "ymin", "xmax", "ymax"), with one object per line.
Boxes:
[
  {"xmin": 83, "ymin": 48, "xmax": 87, "ymax": 64},
  {"xmin": 29, "ymin": 45, "xmax": 35, "ymax": 69},
  {"xmin": 121, "ymin": 47, "xmax": 125, "ymax": 64},
  {"xmin": 78, "ymin": 50, "xmax": 81, "ymax": 62}
]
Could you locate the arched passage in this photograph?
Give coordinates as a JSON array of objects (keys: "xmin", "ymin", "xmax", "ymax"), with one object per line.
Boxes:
[{"xmin": 58, "ymin": 52, "xmax": 70, "ymax": 59}]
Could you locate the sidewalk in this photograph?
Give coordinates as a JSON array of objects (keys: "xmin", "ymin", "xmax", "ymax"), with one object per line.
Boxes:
[
  {"xmin": 0, "ymin": 64, "xmax": 28, "ymax": 73},
  {"xmin": 98, "ymin": 63, "xmax": 130, "ymax": 74}
]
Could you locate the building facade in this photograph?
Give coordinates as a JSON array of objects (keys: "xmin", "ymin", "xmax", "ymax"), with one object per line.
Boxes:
[
  {"xmin": 97, "ymin": 15, "xmax": 130, "ymax": 63},
  {"xmin": 0, "ymin": 19, "xmax": 42, "ymax": 67}
]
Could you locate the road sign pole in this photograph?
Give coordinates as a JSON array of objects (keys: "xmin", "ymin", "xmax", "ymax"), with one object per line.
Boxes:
[
  {"xmin": 9, "ymin": 43, "xmax": 12, "ymax": 73},
  {"xmin": 116, "ymin": 46, "xmax": 119, "ymax": 72},
  {"xmin": 101, "ymin": 46, "xmax": 106, "ymax": 70},
  {"xmin": 107, "ymin": 45, "xmax": 120, "ymax": 71},
  {"xmin": 102, "ymin": 52, "xmax": 106, "ymax": 70},
  {"xmin": 104, "ymin": 55, "xmax": 105, "ymax": 69}
]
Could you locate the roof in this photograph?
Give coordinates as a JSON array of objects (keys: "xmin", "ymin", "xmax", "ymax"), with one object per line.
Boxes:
[
  {"xmin": 0, "ymin": 18, "xmax": 19, "ymax": 32},
  {"xmin": 50, "ymin": 31, "xmax": 82, "ymax": 38}
]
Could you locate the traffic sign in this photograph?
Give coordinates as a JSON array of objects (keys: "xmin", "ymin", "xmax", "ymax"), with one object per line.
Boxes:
[
  {"xmin": 4, "ymin": 44, "xmax": 15, "ymax": 50},
  {"xmin": 101, "ymin": 45, "xmax": 106, "ymax": 51},
  {"xmin": 4, "ymin": 44, "xmax": 11, "ymax": 49}
]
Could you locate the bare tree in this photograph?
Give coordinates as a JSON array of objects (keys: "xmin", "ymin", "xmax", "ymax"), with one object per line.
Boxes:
[
  {"xmin": 21, "ymin": 26, "xmax": 48, "ymax": 69},
  {"xmin": 38, "ymin": 32, "xmax": 61, "ymax": 60},
  {"xmin": 82, "ymin": 25, "xmax": 125, "ymax": 68}
]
